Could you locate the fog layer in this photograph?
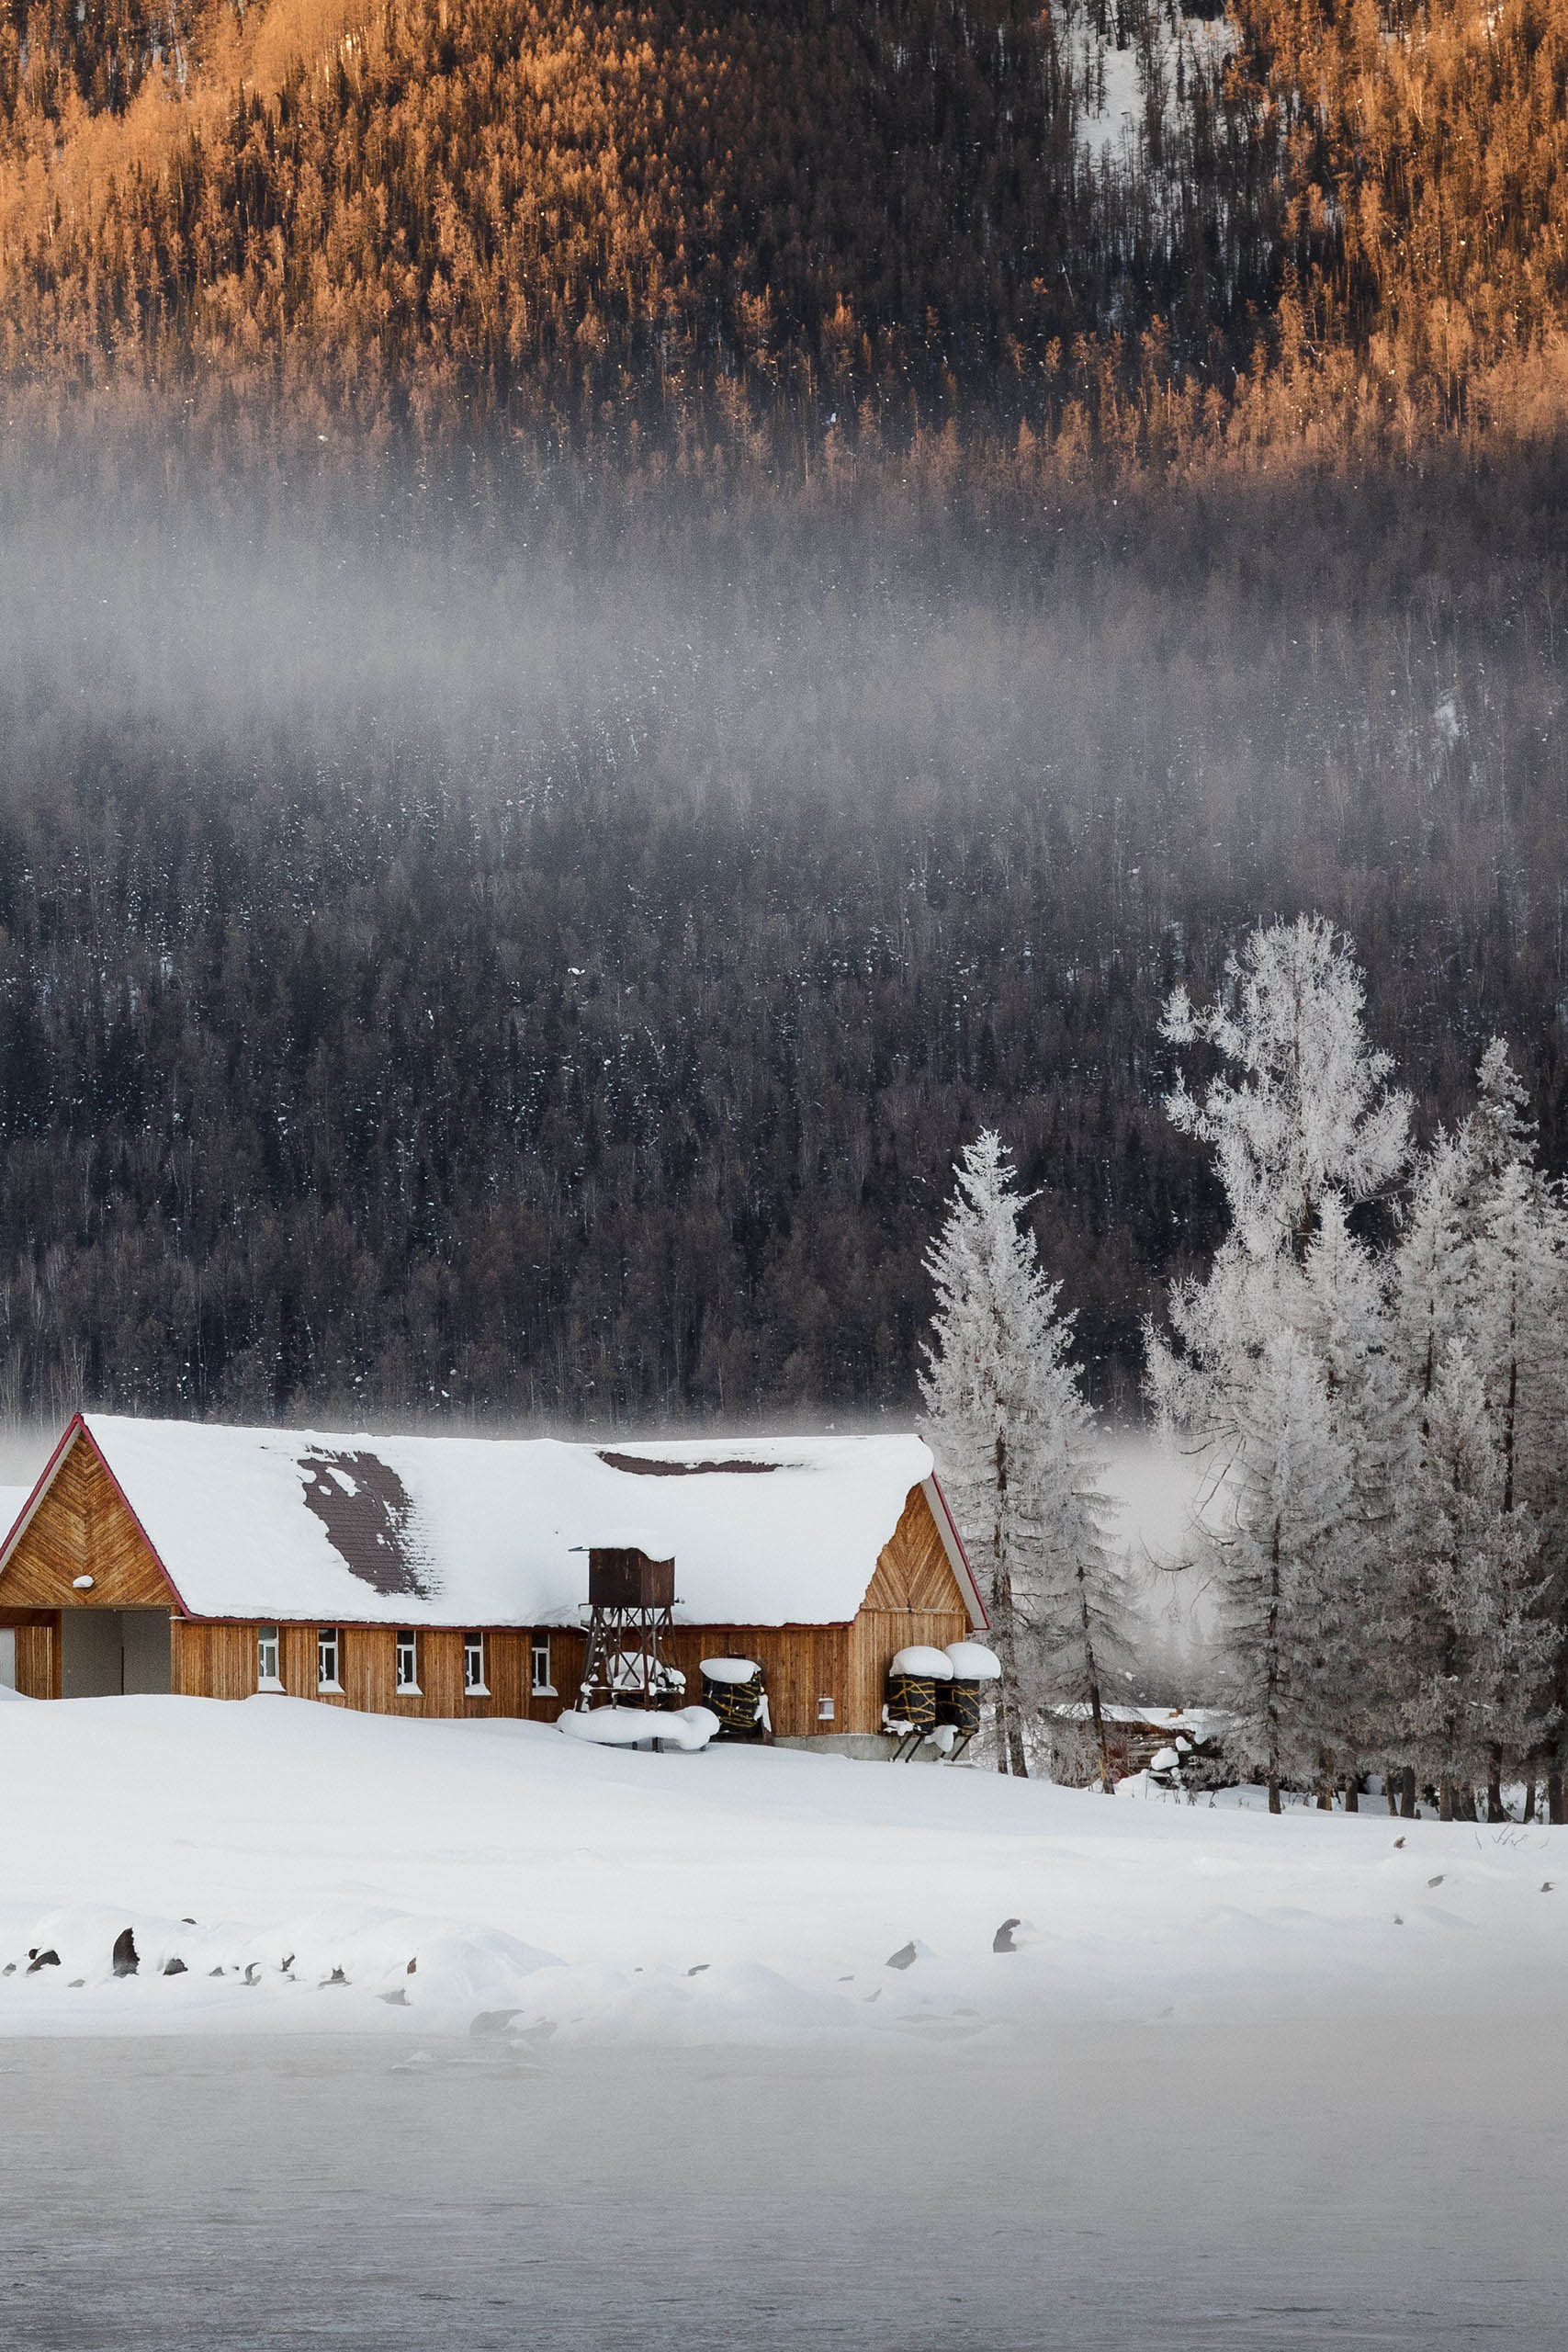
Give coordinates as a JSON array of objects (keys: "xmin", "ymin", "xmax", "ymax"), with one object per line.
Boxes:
[{"xmin": 0, "ymin": 456, "xmax": 1563, "ymax": 1425}]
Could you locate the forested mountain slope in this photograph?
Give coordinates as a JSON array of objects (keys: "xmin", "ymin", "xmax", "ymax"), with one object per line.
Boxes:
[
  {"xmin": 3, "ymin": 0, "xmax": 1567, "ymax": 465},
  {"xmin": 3, "ymin": 0, "xmax": 1568, "ymax": 1431}
]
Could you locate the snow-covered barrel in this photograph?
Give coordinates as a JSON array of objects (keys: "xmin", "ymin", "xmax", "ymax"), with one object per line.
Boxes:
[
  {"xmin": 700, "ymin": 1656, "xmax": 768, "ymax": 1740},
  {"xmin": 938, "ymin": 1640, "xmax": 1003, "ymax": 1736},
  {"xmin": 885, "ymin": 1645, "xmax": 953, "ymax": 1735}
]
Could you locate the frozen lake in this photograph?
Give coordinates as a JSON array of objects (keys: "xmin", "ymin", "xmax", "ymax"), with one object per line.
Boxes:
[{"xmin": 3, "ymin": 2016, "xmax": 1563, "ymax": 2349}]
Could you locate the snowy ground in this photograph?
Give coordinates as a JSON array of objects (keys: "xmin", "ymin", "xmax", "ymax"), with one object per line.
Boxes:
[
  {"xmin": 4, "ymin": 1690, "xmax": 1566, "ymax": 2041},
  {"xmin": 2, "ymin": 1695, "xmax": 1566, "ymax": 2344}
]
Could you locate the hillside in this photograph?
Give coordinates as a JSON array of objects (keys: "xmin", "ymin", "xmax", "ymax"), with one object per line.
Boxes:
[{"xmin": 4, "ymin": 0, "xmax": 1568, "ymax": 468}]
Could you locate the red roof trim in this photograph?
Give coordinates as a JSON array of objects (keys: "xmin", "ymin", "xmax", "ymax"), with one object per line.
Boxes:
[
  {"xmin": 0, "ymin": 1412, "xmax": 196, "ymax": 1620},
  {"xmin": 78, "ymin": 1418, "xmax": 197, "ymax": 1618},
  {"xmin": 0, "ymin": 1409, "xmax": 85, "ymax": 1569},
  {"xmin": 926, "ymin": 1467, "xmax": 989, "ymax": 1632}
]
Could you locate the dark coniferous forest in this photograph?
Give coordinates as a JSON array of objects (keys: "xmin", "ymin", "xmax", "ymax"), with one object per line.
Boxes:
[{"xmin": 2, "ymin": 0, "xmax": 1568, "ymax": 1429}]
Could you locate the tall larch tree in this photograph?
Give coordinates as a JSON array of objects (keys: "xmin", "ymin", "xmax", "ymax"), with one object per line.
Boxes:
[
  {"xmin": 920, "ymin": 1129, "xmax": 1121, "ymax": 1783},
  {"xmin": 1148, "ymin": 917, "xmax": 1411, "ymax": 1813}
]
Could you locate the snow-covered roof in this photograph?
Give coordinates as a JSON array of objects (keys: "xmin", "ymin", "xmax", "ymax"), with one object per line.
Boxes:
[
  {"xmin": 1057, "ymin": 1702, "xmax": 1232, "ymax": 1738},
  {"xmin": 8, "ymin": 1417, "xmax": 979, "ymax": 1632}
]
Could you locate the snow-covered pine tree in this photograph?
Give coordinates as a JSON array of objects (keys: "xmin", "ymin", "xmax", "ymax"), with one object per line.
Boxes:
[
  {"xmin": 1393, "ymin": 1126, "xmax": 1477, "ymax": 1424},
  {"xmin": 1161, "ymin": 914, "xmax": 1412, "ymax": 1263},
  {"xmin": 1297, "ymin": 1195, "xmax": 1416, "ymax": 1805},
  {"xmin": 919, "ymin": 1130, "xmax": 1123, "ymax": 1784},
  {"xmin": 1148, "ymin": 917, "xmax": 1412, "ymax": 1813},
  {"xmin": 1393, "ymin": 1041, "xmax": 1568, "ymax": 1816},
  {"xmin": 1149, "ymin": 1241, "xmax": 1354, "ymax": 1807},
  {"xmin": 1026, "ymin": 1355, "xmax": 1129, "ymax": 1792},
  {"xmin": 1397, "ymin": 1340, "xmax": 1550, "ymax": 1818},
  {"xmin": 1221, "ymin": 1321, "xmax": 1351, "ymax": 1802}
]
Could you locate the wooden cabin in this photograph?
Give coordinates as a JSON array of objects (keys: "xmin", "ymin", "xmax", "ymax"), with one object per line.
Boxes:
[
  {"xmin": 0, "ymin": 1415, "xmax": 985, "ymax": 1741},
  {"xmin": 1044, "ymin": 1701, "xmax": 1232, "ymax": 1783}
]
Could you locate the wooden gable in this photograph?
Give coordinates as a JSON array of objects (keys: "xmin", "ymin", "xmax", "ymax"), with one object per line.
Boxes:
[
  {"xmin": 840, "ymin": 1480, "xmax": 981, "ymax": 1734},
  {"xmin": 861, "ymin": 1482, "xmax": 976, "ymax": 1618},
  {"xmin": 0, "ymin": 1421, "xmax": 181, "ymax": 1614}
]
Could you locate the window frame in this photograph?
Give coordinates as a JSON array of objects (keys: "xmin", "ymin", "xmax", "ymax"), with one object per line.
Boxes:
[
  {"xmin": 395, "ymin": 1628, "xmax": 421, "ymax": 1696},
  {"xmin": 463, "ymin": 1632, "xmax": 489, "ymax": 1698},
  {"xmin": 257, "ymin": 1624, "xmax": 282, "ymax": 1692},
  {"xmin": 317, "ymin": 1625, "xmax": 343, "ymax": 1693},
  {"xmin": 530, "ymin": 1633, "xmax": 555, "ymax": 1697}
]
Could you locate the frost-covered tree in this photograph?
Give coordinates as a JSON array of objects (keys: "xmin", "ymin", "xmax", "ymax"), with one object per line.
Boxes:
[
  {"xmin": 1161, "ymin": 914, "xmax": 1412, "ymax": 1265},
  {"xmin": 1296, "ymin": 1196, "xmax": 1416, "ymax": 1802},
  {"xmin": 1026, "ymin": 1361, "xmax": 1129, "ymax": 1792},
  {"xmin": 1150, "ymin": 1247, "xmax": 1357, "ymax": 1807},
  {"xmin": 920, "ymin": 1130, "xmax": 1124, "ymax": 1783},
  {"xmin": 1394, "ymin": 1041, "xmax": 1568, "ymax": 1816},
  {"xmin": 1148, "ymin": 919, "xmax": 1412, "ymax": 1811},
  {"xmin": 1222, "ymin": 1323, "xmax": 1352, "ymax": 1802},
  {"xmin": 1395, "ymin": 1340, "xmax": 1551, "ymax": 1817}
]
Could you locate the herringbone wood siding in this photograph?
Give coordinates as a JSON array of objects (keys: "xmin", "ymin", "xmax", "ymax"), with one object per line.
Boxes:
[
  {"xmin": 0, "ymin": 1432, "xmax": 176, "ymax": 1611},
  {"xmin": 862, "ymin": 1485, "xmax": 969, "ymax": 1614}
]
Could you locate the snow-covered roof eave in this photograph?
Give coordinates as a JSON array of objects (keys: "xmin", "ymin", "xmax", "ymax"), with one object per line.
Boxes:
[
  {"xmin": 0, "ymin": 1410, "xmax": 85, "ymax": 1581},
  {"xmin": 922, "ymin": 1469, "xmax": 989, "ymax": 1632}
]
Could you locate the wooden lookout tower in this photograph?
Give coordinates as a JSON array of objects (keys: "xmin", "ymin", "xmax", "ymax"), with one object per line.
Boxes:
[{"xmin": 576, "ymin": 1540, "xmax": 681, "ymax": 1709}]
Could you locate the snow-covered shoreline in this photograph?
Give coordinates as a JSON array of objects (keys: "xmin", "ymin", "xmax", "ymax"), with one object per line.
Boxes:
[{"xmin": 3, "ymin": 1691, "xmax": 1565, "ymax": 2045}]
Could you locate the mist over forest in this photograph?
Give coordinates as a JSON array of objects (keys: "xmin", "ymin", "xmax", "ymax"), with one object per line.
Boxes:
[{"xmin": 2, "ymin": 440, "xmax": 1565, "ymax": 1430}]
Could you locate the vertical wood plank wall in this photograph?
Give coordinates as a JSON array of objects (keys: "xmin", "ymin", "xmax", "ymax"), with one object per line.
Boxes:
[
  {"xmin": 163, "ymin": 1619, "xmax": 863, "ymax": 1734},
  {"xmin": 659, "ymin": 1625, "xmax": 850, "ymax": 1738},
  {"xmin": 13, "ymin": 1620, "xmax": 60, "ymax": 1699},
  {"xmin": 846, "ymin": 1608, "xmax": 970, "ymax": 1733},
  {"xmin": 172, "ymin": 1622, "xmax": 583, "ymax": 1720},
  {"xmin": 16, "ymin": 1607, "xmax": 960, "ymax": 1733}
]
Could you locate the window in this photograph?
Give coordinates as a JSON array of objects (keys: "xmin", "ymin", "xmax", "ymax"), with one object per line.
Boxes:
[
  {"xmin": 464, "ymin": 1633, "xmax": 488, "ymax": 1696},
  {"xmin": 257, "ymin": 1625, "xmax": 281, "ymax": 1690},
  {"xmin": 531, "ymin": 1634, "xmax": 554, "ymax": 1696},
  {"xmin": 317, "ymin": 1626, "xmax": 342, "ymax": 1691},
  {"xmin": 395, "ymin": 1630, "xmax": 420, "ymax": 1694}
]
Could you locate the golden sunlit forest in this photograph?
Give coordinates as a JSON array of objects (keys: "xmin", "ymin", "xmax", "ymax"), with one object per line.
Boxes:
[{"xmin": 2, "ymin": 0, "xmax": 1567, "ymax": 470}]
